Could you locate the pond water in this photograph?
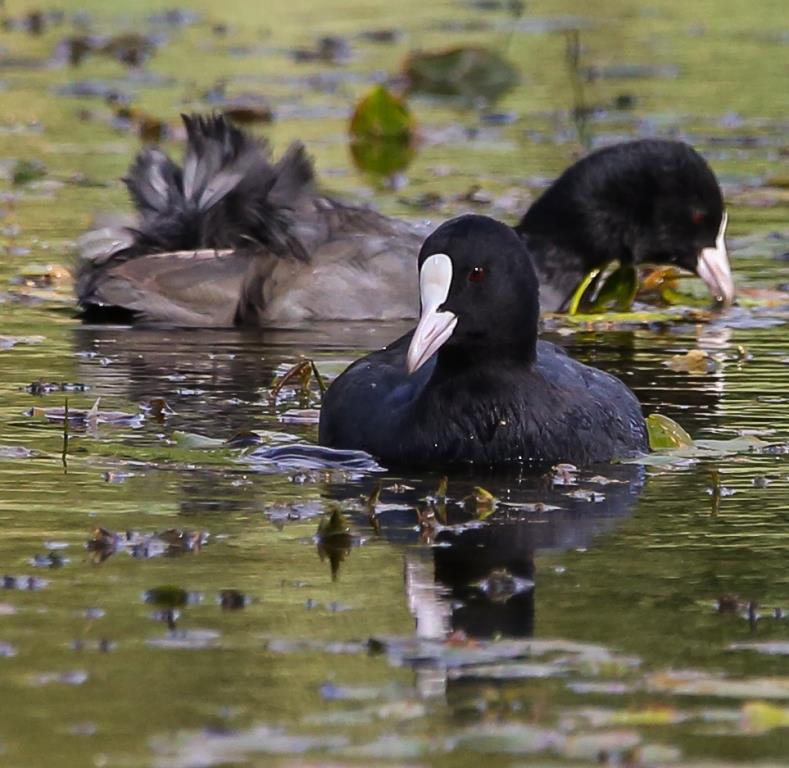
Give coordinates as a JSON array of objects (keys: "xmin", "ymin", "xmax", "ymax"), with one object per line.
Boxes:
[{"xmin": 1, "ymin": 0, "xmax": 788, "ymax": 766}]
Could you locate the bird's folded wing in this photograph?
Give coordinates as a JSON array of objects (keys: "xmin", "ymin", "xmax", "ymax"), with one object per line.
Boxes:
[{"xmin": 85, "ymin": 249, "xmax": 247, "ymax": 326}]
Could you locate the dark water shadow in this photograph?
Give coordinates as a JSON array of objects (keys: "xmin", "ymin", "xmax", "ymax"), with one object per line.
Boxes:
[{"xmin": 333, "ymin": 463, "xmax": 645, "ymax": 641}]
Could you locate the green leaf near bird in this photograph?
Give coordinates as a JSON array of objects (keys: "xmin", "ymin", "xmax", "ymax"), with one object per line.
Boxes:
[{"xmin": 349, "ymin": 85, "xmax": 415, "ymax": 177}]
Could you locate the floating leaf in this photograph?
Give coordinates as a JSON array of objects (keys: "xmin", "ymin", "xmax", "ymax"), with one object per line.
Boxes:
[
  {"xmin": 742, "ymin": 701, "xmax": 789, "ymax": 733},
  {"xmin": 638, "ymin": 265, "xmax": 708, "ymax": 305},
  {"xmin": 54, "ymin": 34, "xmax": 97, "ymax": 66},
  {"xmin": 144, "ymin": 586, "xmax": 192, "ymax": 609},
  {"xmin": 158, "ymin": 529, "xmax": 209, "ymax": 555},
  {"xmin": 219, "ymin": 590, "xmax": 248, "ymax": 610},
  {"xmin": 474, "ymin": 486, "xmax": 496, "ymax": 514},
  {"xmin": 2, "ymin": 575, "xmax": 48, "ymax": 591},
  {"xmin": 359, "ymin": 28, "xmax": 402, "ymax": 44},
  {"xmin": 547, "ymin": 306, "xmax": 713, "ymax": 331},
  {"xmin": 0, "ymin": 445, "xmax": 38, "ymax": 459},
  {"xmin": 349, "ymin": 85, "xmax": 415, "ymax": 178},
  {"xmin": 350, "ymin": 85, "xmax": 413, "ymax": 141},
  {"xmin": 317, "ymin": 507, "xmax": 352, "ymax": 542},
  {"xmin": 31, "ymin": 670, "xmax": 88, "ymax": 686},
  {"xmin": 609, "ymin": 706, "xmax": 683, "ymax": 726},
  {"xmin": 54, "ymin": 32, "xmax": 158, "ymax": 68},
  {"xmin": 349, "ymin": 138, "xmax": 415, "ymax": 178},
  {"xmin": 86, "ymin": 527, "xmax": 120, "ymax": 561},
  {"xmin": 640, "ymin": 265, "xmax": 680, "ymax": 294},
  {"xmin": 664, "ymin": 349, "xmax": 717, "ymax": 374},
  {"xmin": 403, "ymin": 46, "xmax": 519, "ymax": 102},
  {"xmin": 366, "ymin": 482, "xmax": 382, "ymax": 533},
  {"xmin": 475, "ymin": 568, "xmax": 534, "ymax": 602},
  {"xmin": 12, "ymin": 158, "xmax": 47, "ymax": 185},
  {"xmin": 646, "ymin": 414, "xmax": 693, "ymax": 450},
  {"xmin": 138, "ymin": 115, "xmax": 167, "ymax": 143},
  {"xmin": 317, "ymin": 507, "xmax": 353, "ymax": 580},
  {"xmin": 630, "ymin": 433, "xmax": 770, "ymax": 466}
]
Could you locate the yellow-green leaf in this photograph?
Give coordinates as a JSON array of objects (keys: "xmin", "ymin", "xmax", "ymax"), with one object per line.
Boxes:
[
  {"xmin": 742, "ymin": 701, "xmax": 789, "ymax": 733},
  {"xmin": 349, "ymin": 85, "xmax": 413, "ymax": 141},
  {"xmin": 646, "ymin": 413, "xmax": 693, "ymax": 450},
  {"xmin": 349, "ymin": 86, "xmax": 415, "ymax": 178}
]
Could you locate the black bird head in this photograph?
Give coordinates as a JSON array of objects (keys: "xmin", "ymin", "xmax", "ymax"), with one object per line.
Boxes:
[
  {"xmin": 515, "ymin": 139, "xmax": 733, "ymax": 306},
  {"xmin": 407, "ymin": 214, "xmax": 539, "ymax": 374}
]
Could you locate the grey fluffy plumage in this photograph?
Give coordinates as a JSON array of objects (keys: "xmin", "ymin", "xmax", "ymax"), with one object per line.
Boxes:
[
  {"xmin": 76, "ymin": 113, "xmax": 419, "ymax": 325},
  {"xmin": 76, "ymin": 114, "xmax": 317, "ymax": 321}
]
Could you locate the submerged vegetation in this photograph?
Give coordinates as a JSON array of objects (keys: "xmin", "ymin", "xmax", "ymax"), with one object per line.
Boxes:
[{"xmin": 0, "ymin": 0, "xmax": 788, "ymax": 766}]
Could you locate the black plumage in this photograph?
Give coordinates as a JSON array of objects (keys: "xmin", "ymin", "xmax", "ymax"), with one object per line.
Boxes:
[
  {"xmin": 318, "ymin": 215, "xmax": 648, "ymax": 469},
  {"xmin": 515, "ymin": 139, "xmax": 728, "ymax": 310}
]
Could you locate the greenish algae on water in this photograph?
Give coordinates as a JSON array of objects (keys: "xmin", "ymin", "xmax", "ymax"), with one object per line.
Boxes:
[{"xmin": 0, "ymin": 0, "xmax": 788, "ymax": 766}]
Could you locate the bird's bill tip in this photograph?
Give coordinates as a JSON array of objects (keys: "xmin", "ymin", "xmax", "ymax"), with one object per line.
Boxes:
[
  {"xmin": 406, "ymin": 309, "xmax": 458, "ymax": 374},
  {"xmin": 697, "ymin": 211, "xmax": 734, "ymax": 306}
]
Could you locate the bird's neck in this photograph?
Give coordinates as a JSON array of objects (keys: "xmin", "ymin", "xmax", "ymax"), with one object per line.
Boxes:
[{"xmin": 434, "ymin": 341, "xmax": 536, "ymax": 378}]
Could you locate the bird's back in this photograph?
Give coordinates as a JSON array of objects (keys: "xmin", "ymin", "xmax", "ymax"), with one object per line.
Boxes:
[
  {"xmin": 76, "ymin": 114, "xmax": 426, "ymax": 326},
  {"xmin": 320, "ymin": 338, "xmax": 647, "ymax": 468}
]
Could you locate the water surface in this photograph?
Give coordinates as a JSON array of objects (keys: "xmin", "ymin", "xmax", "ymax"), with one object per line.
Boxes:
[{"xmin": 0, "ymin": 0, "xmax": 788, "ymax": 765}]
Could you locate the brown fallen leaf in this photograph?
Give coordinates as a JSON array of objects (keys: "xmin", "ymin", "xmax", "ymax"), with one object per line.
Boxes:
[
  {"xmin": 639, "ymin": 265, "xmax": 681, "ymax": 292},
  {"xmin": 663, "ymin": 349, "xmax": 717, "ymax": 374}
]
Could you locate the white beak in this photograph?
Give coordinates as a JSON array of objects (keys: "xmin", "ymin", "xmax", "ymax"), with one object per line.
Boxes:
[
  {"xmin": 697, "ymin": 211, "xmax": 734, "ymax": 306},
  {"xmin": 406, "ymin": 253, "xmax": 458, "ymax": 374}
]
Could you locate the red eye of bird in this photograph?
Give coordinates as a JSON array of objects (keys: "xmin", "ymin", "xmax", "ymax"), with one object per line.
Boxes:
[
  {"xmin": 691, "ymin": 209, "xmax": 706, "ymax": 225},
  {"xmin": 468, "ymin": 266, "xmax": 486, "ymax": 283}
]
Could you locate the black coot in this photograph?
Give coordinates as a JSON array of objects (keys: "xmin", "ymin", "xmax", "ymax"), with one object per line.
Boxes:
[
  {"xmin": 319, "ymin": 215, "xmax": 648, "ymax": 468},
  {"xmin": 515, "ymin": 139, "xmax": 732, "ymax": 311}
]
